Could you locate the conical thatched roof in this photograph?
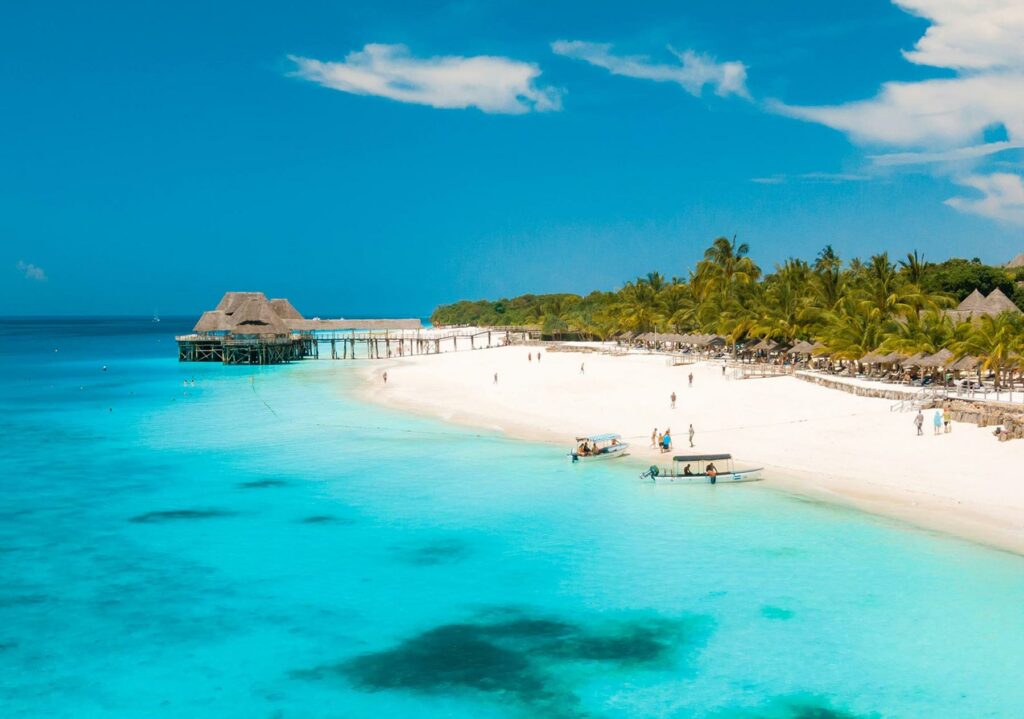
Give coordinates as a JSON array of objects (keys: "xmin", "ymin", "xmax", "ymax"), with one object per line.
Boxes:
[
  {"xmin": 1005, "ymin": 253, "xmax": 1024, "ymax": 269},
  {"xmin": 917, "ymin": 348, "xmax": 954, "ymax": 368},
  {"xmin": 950, "ymin": 355, "xmax": 981, "ymax": 371},
  {"xmin": 982, "ymin": 288, "xmax": 1021, "ymax": 315},
  {"xmin": 788, "ymin": 340, "xmax": 815, "ymax": 354},
  {"xmin": 957, "ymin": 289, "xmax": 987, "ymax": 312},
  {"xmin": 901, "ymin": 352, "xmax": 927, "ymax": 366},
  {"xmin": 231, "ymin": 298, "xmax": 289, "ymax": 335},
  {"xmin": 216, "ymin": 291, "xmax": 269, "ymax": 315},
  {"xmin": 270, "ymin": 298, "xmax": 303, "ymax": 320},
  {"xmin": 193, "ymin": 310, "xmax": 230, "ymax": 333}
]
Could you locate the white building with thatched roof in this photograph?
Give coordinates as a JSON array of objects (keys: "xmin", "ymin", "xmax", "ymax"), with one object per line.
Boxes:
[{"xmin": 946, "ymin": 288, "xmax": 1022, "ymax": 321}]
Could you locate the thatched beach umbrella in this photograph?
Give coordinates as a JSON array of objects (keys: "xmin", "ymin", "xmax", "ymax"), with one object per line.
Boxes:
[
  {"xmin": 949, "ymin": 355, "xmax": 980, "ymax": 372},
  {"xmin": 917, "ymin": 348, "xmax": 954, "ymax": 369}
]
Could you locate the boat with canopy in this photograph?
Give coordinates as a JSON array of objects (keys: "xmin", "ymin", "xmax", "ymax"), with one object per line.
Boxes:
[
  {"xmin": 639, "ymin": 453, "xmax": 763, "ymax": 484},
  {"xmin": 570, "ymin": 433, "xmax": 629, "ymax": 462}
]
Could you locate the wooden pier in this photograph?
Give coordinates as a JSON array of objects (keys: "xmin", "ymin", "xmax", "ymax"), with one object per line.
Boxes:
[
  {"xmin": 176, "ymin": 292, "xmax": 538, "ymax": 365},
  {"xmin": 177, "ymin": 328, "xmax": 536, "ymax": 364}
]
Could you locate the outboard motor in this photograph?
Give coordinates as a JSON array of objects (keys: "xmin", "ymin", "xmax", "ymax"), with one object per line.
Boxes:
[{"xmin": 640, "ymin": 465, "xmax": 660, "ymax": 481}]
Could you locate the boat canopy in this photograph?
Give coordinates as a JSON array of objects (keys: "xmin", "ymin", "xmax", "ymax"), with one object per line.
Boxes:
[
  {"xmin": 672, "ymin": 453, "xmax": 732, "ymax": 462},
  {"xmin": 576, "ymin": 433, "xmax": 621, "ymax": 442}
]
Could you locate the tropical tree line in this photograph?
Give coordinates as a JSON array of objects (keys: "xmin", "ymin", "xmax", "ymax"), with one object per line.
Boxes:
[{"xmin": 431, "ymin": 238, "xmax": 1024, "ymax": 387}]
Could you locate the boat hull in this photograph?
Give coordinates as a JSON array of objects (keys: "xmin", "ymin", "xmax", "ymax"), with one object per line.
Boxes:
[
  {"xmin": 570, "ymin": 445, "xmax": 630, "ymax": 462},
  {"xmin": 649, "ymin": 468, "xmax": 763, "ymax": 484}
]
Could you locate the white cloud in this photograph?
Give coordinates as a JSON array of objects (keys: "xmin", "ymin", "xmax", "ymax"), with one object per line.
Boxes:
[
  {"xmin": 945, "ymin": 173, "xmax": 1024, "ymax": 224},
  {"xmin": 894, "ymin": 0, "xmax": 1024, "ymax": 71},
  {"xmin": 771, "ymin": 0, "xmax": 1024, "ymax": 223},
  {"xmin": 16, "ymin": 261, "xmax": 46, "ymax": 281},
  {"xmin": 289, "ymin": 44, "xmax": 561, "ymax": 114},
  {"xmin": 770, "ymin": 73, "xmax": 1024, "ymax": 148},
  {"xmin": 551, "ymin": 40, "xmax": 749, "ymax": 98},
  {"xmin": 870, "ymin": 140, "xmax": 1024, "ymax": 166}
]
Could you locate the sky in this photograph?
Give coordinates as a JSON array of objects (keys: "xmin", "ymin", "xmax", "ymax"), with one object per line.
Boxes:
[{"xmin": 3, "ymin": 0, "xmax": 1024, "ymax": 317}]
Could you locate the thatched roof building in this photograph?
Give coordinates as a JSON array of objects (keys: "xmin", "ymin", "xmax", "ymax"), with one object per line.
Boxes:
[
  {"xmin": 191, "ymin": 291, "xmax": 423, "ymax": 338},
  {"xmin": 270, "ymin": 298, "xmax": 303, "ymax": 320},
  {"xmin": 231, "ymin": 298, "xmax": 290, "ymax": 336},
  {"xmin": 947, "ymin": 288, "xmax": 1022, "ymax": 321},
  {"xmin": 193, "ymin": 310, "xmax": 230, "ymax": 333},
  {"xmin": 216, "ymin": 292, "xmax": 269, "ymax": 316}
]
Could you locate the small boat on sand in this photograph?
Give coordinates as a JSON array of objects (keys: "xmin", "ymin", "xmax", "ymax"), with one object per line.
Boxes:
[
  {"xmin": 640, "ymin": 453, "xmax": 763, "ymax": 484},
  {"xmin": 570, "ymin": 433, "xmax": 629, "ymax": 463}
]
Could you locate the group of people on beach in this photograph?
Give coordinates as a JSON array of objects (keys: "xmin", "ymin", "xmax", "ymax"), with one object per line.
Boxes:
[
  {"xmin": 914, "ymin": 407, "xmax": 952, "ymax": 436},
  {"xmin": 650, "ymin": 424, "xmax": 696, "ymax": 453}
]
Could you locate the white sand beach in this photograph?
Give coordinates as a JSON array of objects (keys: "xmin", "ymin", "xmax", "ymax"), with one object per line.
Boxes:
[{"xmin": 358, "ymin": 346, "xmax": 1024, "ymax": 554}]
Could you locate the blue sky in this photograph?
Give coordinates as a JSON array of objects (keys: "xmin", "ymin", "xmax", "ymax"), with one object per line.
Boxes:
[{"xmin": 3, "ymin": 0, "xmax": 1023, "ymax": 316}]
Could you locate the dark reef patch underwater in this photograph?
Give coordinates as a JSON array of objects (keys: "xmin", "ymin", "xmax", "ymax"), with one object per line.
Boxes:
[
  {"xmin": 238, "ymin": 479, "xmax": 290, "ymax": 489},
  {"xmin": 129, "ymin": 509, "xmax": 236, "ymax": 523},
  {"xmin": 392, "ymin": 537, "xmax": 472, "ymax": 566},
  {"xmin": 293, "ymin": 607, "xmax": 714, "ymax": 717}
]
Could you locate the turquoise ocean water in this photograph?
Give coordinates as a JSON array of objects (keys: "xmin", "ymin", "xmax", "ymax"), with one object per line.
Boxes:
[{"xmin": 2, "ymin": 318, "xmax": 1023, "ymax": 718}]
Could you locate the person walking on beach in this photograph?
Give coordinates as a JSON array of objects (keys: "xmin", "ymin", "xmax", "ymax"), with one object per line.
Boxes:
[
  {"xmin": 580, "ymin": 362, "xmax": 585, "ymax": 374},
  {"xmin": 943, "ymin": 406, "xmax": 952, "ymax": 433},
  {"xmin": 722, "ymin": 365, "xmax": 726, "ymax": 377},
  {"xmin": 537, "ymin": 351, "xmax": 541, "ymax": 362},
  {"xmin": 688, "ymin": 424, "xmax": 695, "ymax": 447},
  {"xmin": 688, "ymin": 372, "xmax": 694, "ymax": 388},
  {"xmin": 670, "ymin": 391, "xmax": 677, "ymax": 409},
  {"xmin": 933, "ymin": 409, "xmax": 943, "ymax": 436},
  {"xmin": 528, "ymin": 352, "xmax": 532, "ymax": 362},
  {"xmin": 382, "ymin": 371, "xmax": 388, "ymax": 384},
  {"xmin": 493, "ymin": 372, "xmax": 498, "ymax": 384},
  {"xmin": 662, "ymin": 429, "xmax": 672, "ymax": 453},
  {"xmin": 914, "ymin": 410, "xmax": 924, "ymax": 436},
  {"xmin": 650, "ymin": 428, "xmax": 658, "ymax": 448}
]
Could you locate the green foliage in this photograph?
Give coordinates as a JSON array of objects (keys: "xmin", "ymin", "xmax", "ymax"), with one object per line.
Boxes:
[
  {"xmin": 430, "ymin": 240, "xmax": 1024, "ymax": 365},
  {"xmin": 920, "ymin": 258, "xmax": 1016, "ymax": 303}
]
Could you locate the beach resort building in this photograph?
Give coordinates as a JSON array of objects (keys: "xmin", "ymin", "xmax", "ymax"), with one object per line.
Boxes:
[{"xmin": 178, "ymin": 292, "xmax": 422, "ymax": 364}]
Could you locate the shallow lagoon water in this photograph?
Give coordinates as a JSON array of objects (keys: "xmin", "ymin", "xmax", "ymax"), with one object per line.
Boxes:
[{"xmin": 2, "ymin": 319, "xmax": 1024, "ymax": 718}]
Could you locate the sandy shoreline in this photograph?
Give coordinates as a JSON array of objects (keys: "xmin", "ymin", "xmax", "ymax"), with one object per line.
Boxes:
[{"xmin": 353, "ymin": 346, "xmax": 1024, "ymax": 555}]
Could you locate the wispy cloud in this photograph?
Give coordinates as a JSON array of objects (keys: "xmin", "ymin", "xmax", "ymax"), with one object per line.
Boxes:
[
  {"xmin": 752, "ymin": 172, "xmax": 870, "ymax": 185},
  {"xmin": 16, "ymin": 260, "xmax": 46, "ymax": 281},
  {"xmin": 945, "ymin": 173, "xmax": 1024, "ymax": 224},
  {"xmin": 289, "ymin": 44, "xmax": 561, "ymax": 114},
  {"xmin": 551, "ymin": 40, "xmax": 749, "ymax": 98},
  {"xmin": 769, "ymin": 0, "xmax": 1024, "ymax": 223},
  {"xmin": 869, "ymin": 141, "xmax": 1024, "ymax": 167}
]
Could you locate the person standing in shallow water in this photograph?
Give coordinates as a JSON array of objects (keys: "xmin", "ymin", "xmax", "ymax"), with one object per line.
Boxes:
[{"xmin": 914, "ymin": 410, "xmax": 924, "ymax": 436}]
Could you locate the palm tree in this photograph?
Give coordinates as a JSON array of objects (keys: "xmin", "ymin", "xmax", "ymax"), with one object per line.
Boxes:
[
  {"xmin": 614, "ymin": 279, "xmax": 665, "ymax": 334},
  {"xmin": 899, "ymin": 250, "xmax": 927, "ymax": 285}
]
